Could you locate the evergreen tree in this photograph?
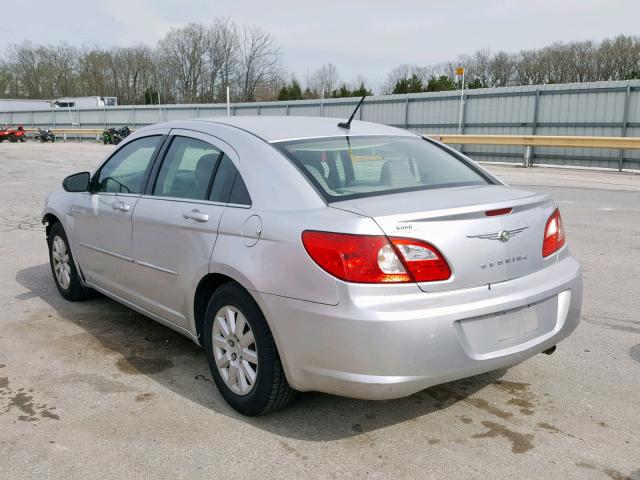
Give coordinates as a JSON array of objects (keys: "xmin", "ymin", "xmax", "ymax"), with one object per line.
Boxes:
[
  {"xmin": 425, "ymin": 75, "xmax": 457, "ymax": 92},
  {"xmin": 288, "ymin": 79, "xmax": 303, "ymax": 100},
  {"xmin": 351, "ymin": 81, "xmax": 372, "ymax": 97},
  {"xmin": 278, "ymin": 85, "xmax": 290, "ymax": 101},
  {"xmin": 392, "ymin": 74, "xmax": 423, "ymax": 94},
  {"xmin": 331, "ymin": 84, "xmax": 352, "ymax": 98},
  {"xmin": 466, "ymin": 78, "xmax": 485, "ymax": 89}
]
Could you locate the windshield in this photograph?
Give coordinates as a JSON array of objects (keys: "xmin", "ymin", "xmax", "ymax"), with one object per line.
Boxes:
[{"xmin": 275, "ymin": 135, "xmax": 492, "ymax": 202}]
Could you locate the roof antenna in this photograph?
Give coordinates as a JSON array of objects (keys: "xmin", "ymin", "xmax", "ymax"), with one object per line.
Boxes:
[{"xmin": 338, "ymin": 95, "xmax": 366, "ymax": 129}]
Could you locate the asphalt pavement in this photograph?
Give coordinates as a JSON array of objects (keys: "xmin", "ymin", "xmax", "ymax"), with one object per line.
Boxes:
[{"xmin": 1, "ymin": 142, "xmax": 638, "ymax": 479}]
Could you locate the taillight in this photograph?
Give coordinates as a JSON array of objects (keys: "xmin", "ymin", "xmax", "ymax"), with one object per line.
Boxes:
[
  {"xmin": 301, "ymin": 231, "xmax": 451, "ymax": 284},
  {"xmin": 389, "ymin": 237, "xmax": 451, "ymax": 282},
  {"xmin": 542, "ymin": 208, "xmax": 566, "ymax": 257}
]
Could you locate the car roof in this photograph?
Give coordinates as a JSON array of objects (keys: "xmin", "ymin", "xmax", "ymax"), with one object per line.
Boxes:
[{"xmin": 193, "ymin": 116, "xmax": 417, "ymax": 143}]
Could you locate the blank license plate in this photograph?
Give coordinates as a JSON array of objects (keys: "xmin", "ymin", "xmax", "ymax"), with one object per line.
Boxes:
[{"xmin": 497, "ymin": 308, "xmax": 539, "ymax": 341}]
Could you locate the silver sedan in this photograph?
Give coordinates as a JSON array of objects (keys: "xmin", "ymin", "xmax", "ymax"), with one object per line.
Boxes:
[{"xmin": 42, "ymin": 116, "xmax": 582, "ymax": 415}]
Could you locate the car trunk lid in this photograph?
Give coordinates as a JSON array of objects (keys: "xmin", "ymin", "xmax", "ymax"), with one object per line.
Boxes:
[{"xmin": 331, "ymin": 185, "xmax": 555, "ymax": 292}]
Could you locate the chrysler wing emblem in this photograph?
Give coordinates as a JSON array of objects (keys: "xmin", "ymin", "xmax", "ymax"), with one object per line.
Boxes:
[{"xmin": 467, "ymin": 226, "xmax": 529, "ymax": 243}]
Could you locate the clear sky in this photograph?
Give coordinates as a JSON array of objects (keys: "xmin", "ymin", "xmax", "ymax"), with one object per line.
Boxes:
[{"xmin": 11, "ymin": 0, "xmax": 640, "ymax": 85}]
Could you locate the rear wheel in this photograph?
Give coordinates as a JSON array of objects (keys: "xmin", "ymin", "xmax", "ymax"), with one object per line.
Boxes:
[
  {"xmin": 48, "ymin": 222, "xmax": 92, "ymax": 301},
  {"xmin": 204, "ymin": 283, "xmax": 296, "ymax": 416},
  {"xmin": 19, "ymin": 136, "xmax": 26, "ymax": 142},
  {"xmin": 9, "ymin": 134, "xmax": 17, "ymax": 143}
]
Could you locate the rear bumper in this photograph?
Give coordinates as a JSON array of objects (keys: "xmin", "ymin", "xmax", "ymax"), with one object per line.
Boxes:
[{"xmin": 258, "ymin": 254, "xmax": 582, "ymax": 400}]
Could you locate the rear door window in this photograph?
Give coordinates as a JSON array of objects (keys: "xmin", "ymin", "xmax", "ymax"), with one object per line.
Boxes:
[
  {"xmin": 153, "ymin": 136, "xmax": 222, "ymax": 200},
  {"xmin": 210, "ymin": 155, "xmax": 251, "ymax": 206}
]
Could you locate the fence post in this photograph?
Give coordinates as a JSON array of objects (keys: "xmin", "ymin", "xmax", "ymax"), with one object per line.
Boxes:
[
  {"xmin": 530, "ymin": 88, "xmax": 540, "ymax": 167},
  {"xmin": 524, "ymin": 145, "xmax": 532, "ymax": 167},
  {"xmin": 286, "ymin": 103, "xmax": 290, "ymax": 116},
  {"xmin": 404, "ymin": 96, "xmax": 409, "ymax": 129},
  {"xmin": 257, "ymin": 105, "xmax": 261, "ymax": 116},
  {"xmin": 132, "ymin": 106, "xmax": 136, "ymax": 128},
  {"xmin": 618, "ymin": 84, "xmax": 631, "ymax": 172},
  {"xmin": 459, "ymin": 92, "xmax": 468, "ymax": 155}
]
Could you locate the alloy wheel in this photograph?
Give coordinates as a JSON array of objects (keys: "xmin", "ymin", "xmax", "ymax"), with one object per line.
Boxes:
[
  {"xmin": 52, "ymin": 235, "xmax": 71, "ymax": 289},
  {"xmin": 212, "ymin": 306, "xmax": 258, "ymax": 395}
]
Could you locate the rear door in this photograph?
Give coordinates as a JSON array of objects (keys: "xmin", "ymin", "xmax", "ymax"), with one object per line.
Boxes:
[{"xmin": 129, "ymin": 129, "xmax": 241, "ymax": 329}]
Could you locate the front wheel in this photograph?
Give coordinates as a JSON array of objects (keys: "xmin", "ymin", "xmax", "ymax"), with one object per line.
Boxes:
[
  {"xmin": 48, "ymin": 222, "xmax": 92, "ymax": 301},
  {"xmin": 204, "ymin": 283, "xmax": 296, "ymax": 416},
  {"xmin": 8, "ymin": 134, "xmax": 17, "ymax": 143}
]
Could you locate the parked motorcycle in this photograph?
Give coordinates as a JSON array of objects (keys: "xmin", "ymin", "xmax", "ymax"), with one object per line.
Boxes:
[
  {"xmin": 35, "ymin": 128, "xmax": 56, "ymax": 143},
  {"xmin": 103, "ymin": 126, "xmax": 131, "ymax": 145}
]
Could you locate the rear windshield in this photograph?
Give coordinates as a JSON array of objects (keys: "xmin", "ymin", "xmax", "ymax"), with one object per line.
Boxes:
[{"xmin": 275, "ymin": 135, "xmax": 492, "ymax": 202}]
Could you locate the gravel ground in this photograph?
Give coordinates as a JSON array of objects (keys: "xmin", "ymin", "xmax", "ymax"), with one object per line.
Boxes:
[{"xmin": 1, "ymin": 141, "xmax": 639, "ymax": 480}]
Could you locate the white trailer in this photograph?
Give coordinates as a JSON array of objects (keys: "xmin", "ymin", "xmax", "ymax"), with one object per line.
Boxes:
[
  {"xmin": 52, "ymin": 96, "xmax": 118, "ymax": 108},
  {"xmin": 0, "ymin": 99, "xmax": 53, "ymax": 111}
]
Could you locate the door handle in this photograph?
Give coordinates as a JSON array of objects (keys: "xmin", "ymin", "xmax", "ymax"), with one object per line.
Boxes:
[
  {"xmin": 112, "ymin": 201, "xmax": 131, "ymax": 212},
  {"xmin": 183, "ymin": 209, "xmax": 209, "ymax": 222}
]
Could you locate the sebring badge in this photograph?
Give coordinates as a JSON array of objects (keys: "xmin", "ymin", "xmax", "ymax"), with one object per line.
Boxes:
[{"xmin": 467, "ymin": 226, "xmax": 528, "ymax": 243}]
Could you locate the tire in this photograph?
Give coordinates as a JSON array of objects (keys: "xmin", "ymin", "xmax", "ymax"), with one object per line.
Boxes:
[
  {"xmin": 48, "ymin": 222, "xmax": 92, "ymax": 301},
  {"xmin": 19, "ymin": 136, "xmax": 26, "ymax": 142},
  {"xmin": 9, "ymin": 134, "xmax": 17, "ymax": 143},
  {"xmin": 204, "ymin": 283, "xmax": 296, "ymax": 416}
]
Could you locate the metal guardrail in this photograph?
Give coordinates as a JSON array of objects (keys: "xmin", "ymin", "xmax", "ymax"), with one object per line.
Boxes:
[
  {"xmin": 428, "ymin": 134, "xmax": 640, "ymax": 150},
  {"xmin": 25, "ymin": 128, "xmax": 110, "ymax": 135},
  {"xmin": 426, "ymin": 134, "xmax": 640, "ymax": 171},
  {"xmin": 19, "ymin": 128, "xmax": 639, "ymax": 172}
]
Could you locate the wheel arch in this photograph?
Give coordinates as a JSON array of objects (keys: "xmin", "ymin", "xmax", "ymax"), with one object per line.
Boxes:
[
  {"xmin": 192, "ymin": 272, "xmax": 282, "ymax": 361},
  {"xmin": 193, "ymin": 273, "xmax": 248, "ymax": 347},
  {"xmin": 42, "ymin": 212, "xmax": 62, "ymax": 239}
]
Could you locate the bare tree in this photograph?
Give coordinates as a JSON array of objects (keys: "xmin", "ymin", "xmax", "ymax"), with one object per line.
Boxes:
[
  {"xmin": 2, "ymin": 29, "xmax": 640, "ymax": 104},
  {"xmin": 158, "ymin": 23, "xmax": 209, "ymax": 103},
  {"xmin": 307, "ymin": 63, "xmax": 340, "ymax": 97},
  {"xmin": 236, "ymin": 25, "xmax": 281, "ymax": 101},
  {"xmin": 0, "ymin": 61, "xmax": 14, "ymax": 97}
]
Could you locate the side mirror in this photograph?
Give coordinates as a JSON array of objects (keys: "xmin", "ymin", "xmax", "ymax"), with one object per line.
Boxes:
[{"xmin": 62, "ymin": 172, "xmax": 91, "ymax": 192}]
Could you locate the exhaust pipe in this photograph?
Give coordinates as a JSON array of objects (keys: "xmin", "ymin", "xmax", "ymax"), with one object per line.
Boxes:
[{"xmin": 542, "ymin": 345, "xmax": 557, "ymax": 355}]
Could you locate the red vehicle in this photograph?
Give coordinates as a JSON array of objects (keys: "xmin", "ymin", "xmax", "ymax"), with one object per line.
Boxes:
[{"xmin": 0, "ymin": 125, "xmax": 27, "ymax": 143}]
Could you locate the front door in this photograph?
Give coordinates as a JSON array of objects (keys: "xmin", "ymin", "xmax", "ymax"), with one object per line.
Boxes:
[{"xmin": 71, "ymin": 134, "xmax": 164, "ymax": 300}]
